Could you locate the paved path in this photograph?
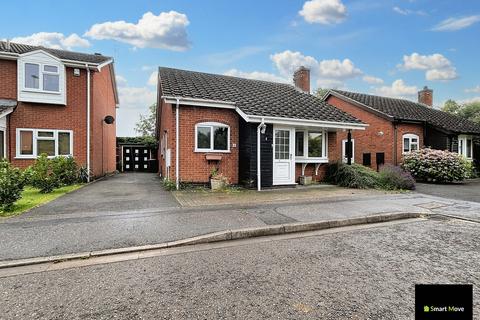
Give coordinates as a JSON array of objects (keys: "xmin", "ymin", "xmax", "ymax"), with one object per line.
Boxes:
[
  {"xmin": 415, "ymin": 179, "xmax": 480, "ymax": 203},
  {"xmin": 1, "ymin": 218, "xmax": 478, "ymax": 319}
]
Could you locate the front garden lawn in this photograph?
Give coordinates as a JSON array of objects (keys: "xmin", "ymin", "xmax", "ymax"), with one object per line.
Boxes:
[{"xmin": 0, "ymin": 184, "xmax": 83, "ymax": 218}]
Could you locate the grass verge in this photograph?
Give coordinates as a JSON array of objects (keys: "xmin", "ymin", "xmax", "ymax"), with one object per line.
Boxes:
[{"xmin": 0, "ymin": 184, "xmax": 83, "ymax": 218}]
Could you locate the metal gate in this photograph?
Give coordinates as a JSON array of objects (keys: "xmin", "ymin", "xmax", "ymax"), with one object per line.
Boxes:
[{"xmin": 122, "ymin": 146, "xmax": 151, "ymax": 172}]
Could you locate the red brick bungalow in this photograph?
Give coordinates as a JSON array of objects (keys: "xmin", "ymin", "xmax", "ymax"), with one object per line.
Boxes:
[
  {"xmin": 156, "ymin": 67, "xmax": 367, "ymax": 190},
  {"xmin": 0, "ymin": 41, "xmax": 118, "ymax": 179},
  {"xmin": 323, "ymin": 88, "xmax": 480, "ymax": 169}
]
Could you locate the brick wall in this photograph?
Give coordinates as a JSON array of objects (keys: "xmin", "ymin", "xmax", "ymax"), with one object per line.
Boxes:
[
  {"xmin": 7, "ymin": 65, "xmax": 88, "ymax": 169},
  {"xmin": 91, "ymin": 64, "xmax": 117, "ymax": 176},
  {"xmin": 160, "ymin": 104, "xmax": 239, "ymax": 184},
  {"xmin": 327, "ymin": 95, "xmax": 424, "ymax": 168}
]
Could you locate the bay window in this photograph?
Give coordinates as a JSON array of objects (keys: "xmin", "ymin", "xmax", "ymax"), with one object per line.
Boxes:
[
  {"xmin": 403, "ymin": 134, "xmax": 419, "ymax": 153},
  {"xmin": 16, "ymin": 129, "xmax": 73, "ymax": 158},
  {"xmin": 195, "ymin": 122, "xmax": 230, "ymax": 152},
  {"xmin": 295, "ymin": 130, "xmax": 327, "ymax": 159}
]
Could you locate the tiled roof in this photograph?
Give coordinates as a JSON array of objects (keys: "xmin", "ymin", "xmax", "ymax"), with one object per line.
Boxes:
[
  {"xmin": 332, "ymin": 90, "xmax": 480, "ymax": 134},
  {"xmin": 159, "ymin": 67, "xmax": 363, "ymax": 124},
  {"xmin": 0, "ymin": 41, "xmax": 111, "ymax": 64}
]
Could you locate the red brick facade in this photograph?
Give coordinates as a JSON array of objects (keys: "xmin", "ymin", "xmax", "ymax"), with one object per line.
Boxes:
[
  {"xmin": 159, "ymin": 103, "xmax": 239, "ymax": 184},
  {"xmin": 0, "ymin": 57, "xmax": 116, "ymax": 177},
  {"xmin": 326, "ymin": 95, "xmax": 424, "ymax": 167}
]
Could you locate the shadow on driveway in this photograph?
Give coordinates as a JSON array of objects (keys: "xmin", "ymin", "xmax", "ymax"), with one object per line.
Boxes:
[
  {"xmin": 415, "ymin": 179, "xmax": 480, "ymax": 203},
  {"xmin": 25, "ymin": 172, "xmax": 179, "ymax": 216}
]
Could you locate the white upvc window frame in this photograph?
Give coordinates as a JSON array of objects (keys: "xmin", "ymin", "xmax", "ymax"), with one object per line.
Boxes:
[
  {"xmin": 15, "ymin": 128, "xmax": 73, "ymax": 159},
  {"xmin": 402, "ymin": 133, "xmax": 420, "ymax": 154},
  {"xmin": 194, "ymin": 122, "xmax": 230, "ymax": 153},
  {"xmin": 22, "ymin": 62, "xmax": 61, "ymax": 94},
  {"xmin": 294, "ymin": 129, "xmax": 328, "ymax": 161},
  {"xmin": 342, "ymin": 139, "xmax": 355, "ymax": 163},
  {"xmin": 458, "ymin": 135, "xmax": 473, "ymax": 160}
]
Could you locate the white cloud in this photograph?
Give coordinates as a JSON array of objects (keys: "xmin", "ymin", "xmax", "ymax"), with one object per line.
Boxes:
[
  {"xmin": 399, "ymin": 53, "xmax": 458, "ymax": 81},
  {"xmin": 362, "ymin": 75, "xmax": 384, "ymax": 85},
  {"xmin": 299, "ymin": 0, "xmax": 347, "ymax": 25},
  {"xmin": 10, "ymin": 32, "xmax": 90, "ymax": 50},
  {"xmin": 147, "ymin": 71, "xmax": 158, "ymax": 86},
  {"xmin": 392, "ymin": 6, "xmax": 426, "ymax": 16},
  {"xmin": 374, "ymin": 79, "xmax": 418, "ymax": 98},
  {"xmin": 205, "ymin": 46, "xmax": 268, "ymax": 66},
  {"xmin": 118, "ymin": 86, "xmax": 156, "ymax": 110},
  {"xmin": 141, "ymin": 65, "xmax": 155, "ymax": 71},
  {"xmin": 85, "ymin": 11, "xmax": 190, "ymax": 51},
  {"xmin": 432, "ymin": 15, "xmax": 480, "ymax": 31},
  {"xmin": 465, "ymin": 85, "xmax": 480, "ymax": 93},
  {"xmin": 115, "ymin": 75, "xmax": 128, "ymax": 87},
  {"xmin": 459, "ymin": 97, "xmax": 480, "ymax": 104},
  {"xmin": 224, "ymin": 69, "xmax": 287, "ymax": 83},
  {"xmin": 270, "ymin": 50, "xmax": 362, "ymax": 88}
]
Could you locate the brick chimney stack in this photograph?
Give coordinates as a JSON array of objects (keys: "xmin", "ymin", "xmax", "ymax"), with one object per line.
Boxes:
[
  {"xmin": 293, "ymin": 66, "xmax": 310, "ymax": 93},
  {"xmin": 418, "ymin": 86, "xmax": 433, "ymax": 107}
]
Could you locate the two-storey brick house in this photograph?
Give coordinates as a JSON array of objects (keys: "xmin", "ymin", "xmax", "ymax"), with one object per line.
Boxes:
[{"xmin": 0, "ymin": 41, "xmax": 118, "ymax": 178}]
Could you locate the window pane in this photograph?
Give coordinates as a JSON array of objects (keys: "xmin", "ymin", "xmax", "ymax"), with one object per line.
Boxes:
[
  {"xmin": 467, "ymin": 139, "xmax": 472, "ymax": 158},
  {"xmin": 44, "ymin": 65, "xmax": 58, "ymax": 73},
  {"xmin": 20, "ymin": 131, "xmax": 33, "ymax": 155},
  {"xmin": 58, "ymin": 132, "xmax": 71, "ymax": 155},
  {"xmin": 197, "ymin": 127, "xmax": 211, "ymax": 149},
  {"xmin": 275, "ymin": 130, "xmax": 290, "ymax": 160},
  {"xmin": 213, "ymin": 126, "xmax": 228, "ymax": 150},
  {"xmin": 308, "ymin": 132, "xmax": 322, "ymax": 158},
  {"xmin": 0, "ymin": 131, "xmax": 4, "ymax": 158},
  {"xmin": 43, "ymin": 74, "xmax": 59, "ymax": 92},
  {"xmin": 295, "ymin": 132, "xmax": 304, "ymax": 157},
  {"xmin": 37, "ymin": 140, "xmax": 55, "ymax": 156},
  {"xmin": 403, "ymin": 138, "xmax": 410, "ymax": 152},
  {"xmin": 25, "ymin": 63, "xmax": 39, "ymax": 89},
  {"xmin": 38, "ymin": 131, "xmax": 54, "ymax": 138}
]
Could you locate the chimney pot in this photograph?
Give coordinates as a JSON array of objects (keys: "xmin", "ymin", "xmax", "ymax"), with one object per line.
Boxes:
[
  {"xmin": 418, "ymin": 85, "xmax": 433, "ymax": 107},
  {"xmin": 293, "ymin": 66, "xmax": 310, "ymax": 93}
]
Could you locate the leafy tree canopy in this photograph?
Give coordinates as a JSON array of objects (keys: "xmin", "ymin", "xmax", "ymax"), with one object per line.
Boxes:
[
  {"xmin": 135, "ymin": 103, "xmax": 157, "ymax": 137},
  {"xmin": 314, "ymin": 88, "xmax": 330, "ymax": 99},
  {"xmin": 442, "ymin": 99, "xmax": 480, "ymax": 124}
]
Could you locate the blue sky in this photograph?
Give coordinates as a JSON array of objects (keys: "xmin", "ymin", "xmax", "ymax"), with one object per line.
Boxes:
[{"xmin": 2, "ymin": 0, "xmax": 480, "ymax": 136}]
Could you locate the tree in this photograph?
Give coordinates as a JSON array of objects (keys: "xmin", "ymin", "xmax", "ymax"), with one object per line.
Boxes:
[
  {"xmin": 442, "ymin": 99, "xmax": 461, "ymax": 115},
  {"xmin": 314, "ymin": 88, "xmax": 330, "ymax": 98},
  {"xmin": 135, "ymin": 103, "xmax": 157, "ymax": 137},
  {"xmin": 442, "ymin": 99, "xmax": 480, "ymax": 125}
]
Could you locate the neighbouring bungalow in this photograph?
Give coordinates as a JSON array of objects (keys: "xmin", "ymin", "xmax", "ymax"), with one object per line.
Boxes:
[
  {"xmin": 324, "ymin": 87, "xmax": 480, "ymax": 170},
  {"xmin": 156, "ymin": 66, "xmax": 367, "ymax": 190}
]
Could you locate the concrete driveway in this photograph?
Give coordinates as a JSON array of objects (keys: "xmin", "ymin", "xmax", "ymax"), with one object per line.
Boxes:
[
  {"xmin": 415, "ymin": 179, "xmax": 480, "ymax": 203},
  {"xmin": 26, "ymin": 172, "xmax": 179, "ymax": 216}
]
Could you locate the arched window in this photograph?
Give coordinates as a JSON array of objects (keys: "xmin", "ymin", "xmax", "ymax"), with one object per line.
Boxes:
[
  {"xmin": 195, "ymin": 122, "xmax": 230, "ymax": 152},
  {"xmin": 403, "ymin": 134, "xmax": 419, "ymax": 153}
]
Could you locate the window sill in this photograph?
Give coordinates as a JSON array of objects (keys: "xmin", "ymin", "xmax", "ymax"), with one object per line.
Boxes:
[
  {"xmin": 195, "ymin": 149, "xmax": 231, "ymax": 153},
  {"xmin": 295, "ymin": 158, "xmax": 328, "ymax": 164},
  {"xmin": 22, "ymin": 88, "xmax": 61, "ymax": 95}
]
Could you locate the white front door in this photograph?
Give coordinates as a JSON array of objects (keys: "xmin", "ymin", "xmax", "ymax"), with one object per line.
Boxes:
[{"xmin": 273, "ymin": 126, "xmax": 295, "ymax": 185}]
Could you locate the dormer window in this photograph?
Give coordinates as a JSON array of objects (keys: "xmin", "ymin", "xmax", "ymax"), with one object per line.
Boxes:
[{"xmin": 18, "ymin": 50, "xmax": 66, "ymax": 105}]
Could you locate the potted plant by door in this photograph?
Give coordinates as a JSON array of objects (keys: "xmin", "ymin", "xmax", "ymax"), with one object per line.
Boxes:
[{"xmin": 210, "ymin": 168, "xmax": 229, "ymax": 190}]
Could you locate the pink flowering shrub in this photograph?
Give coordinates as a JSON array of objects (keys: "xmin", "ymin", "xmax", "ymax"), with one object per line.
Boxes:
[{"xmin": 402, "ymin": 148, "xmax": 468, "ymax": 183}]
